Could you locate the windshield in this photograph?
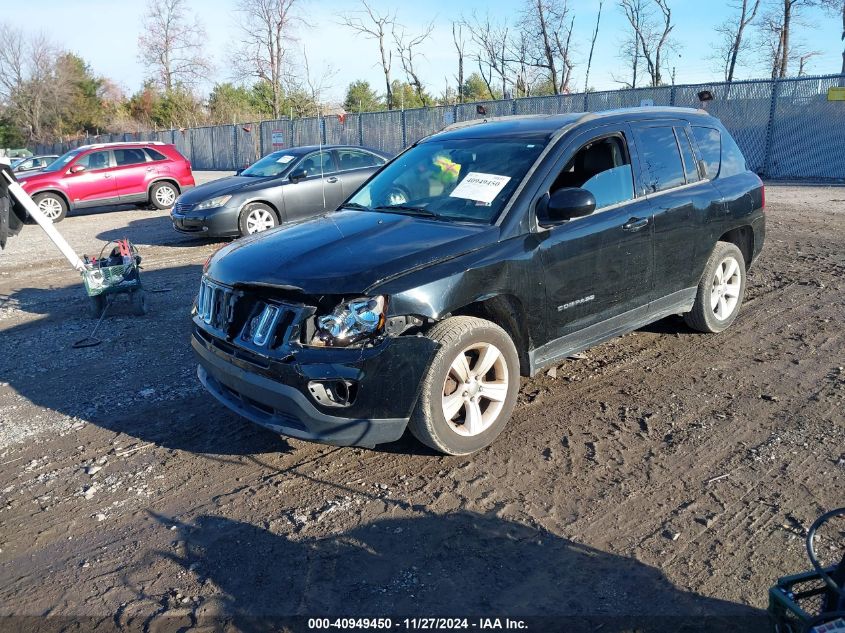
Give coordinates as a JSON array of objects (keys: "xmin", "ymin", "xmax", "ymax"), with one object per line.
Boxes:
[
  {"xmin": 241, "ymin": 151, "xmax": 300, "ymax": 177},
  {"xmin": 41, "ymin": 149, "xmax": 82, "ymax": 173},
  {"xmin": 345, "ymin": 138, "xmax": 546, "ymax": 223}
]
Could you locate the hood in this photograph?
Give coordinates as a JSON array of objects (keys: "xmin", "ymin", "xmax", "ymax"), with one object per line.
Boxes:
[
  {"xmin": 178, "ymin": 175, "xmax": 281, "ymax": 205},
  {"xmin": 206, "ymin": 210, "xmax": 497, "ymax": 295}
]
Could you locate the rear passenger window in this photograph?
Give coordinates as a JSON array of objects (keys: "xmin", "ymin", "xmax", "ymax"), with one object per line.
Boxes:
[
  {"xmin": 675, "ymin": 127, "xmax": 700, "ymax": 183},
  {"xmin": 691, "ymin": 126, "xmax": 721, "ymax": 179},
  {"xmin": 145, "ymin": 148, "xmax": 168, "ymax": 161},
  {"xmin": 336, "ymin": 149, "xmax": 384, "ymax": 171},
  {"xmin": 635, "ymin": 126, "xmax": 685, "ymax": 193},
  {"xmin": 114, "ymin": 148, "xmax": 148, "ymax": 166}
]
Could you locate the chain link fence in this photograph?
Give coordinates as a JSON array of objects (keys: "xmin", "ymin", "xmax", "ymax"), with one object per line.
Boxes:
[{"xmin": 35, "ymin": 74, "xmax": 845, "ymax": 180}]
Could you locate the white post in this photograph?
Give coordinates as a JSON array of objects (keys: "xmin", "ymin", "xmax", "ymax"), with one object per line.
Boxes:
[{"xmin": 1, "ymin": 171, "xmax": 85, "ymax": 272}]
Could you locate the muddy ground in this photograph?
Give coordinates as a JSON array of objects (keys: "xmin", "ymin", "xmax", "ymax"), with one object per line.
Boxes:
[{"xmin": 0, "ymin": 181, "xmax": 842, "ymax": 632}]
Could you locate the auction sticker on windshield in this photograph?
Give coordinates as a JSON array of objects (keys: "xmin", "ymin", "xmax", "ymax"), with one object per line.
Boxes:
[
  {"xmin": 449, "ymin": 172, "xmax": 511, "ymax": 204},
  {"xmin": 276, "ymin": 155, "xmax": 295, "ymax": 164}
]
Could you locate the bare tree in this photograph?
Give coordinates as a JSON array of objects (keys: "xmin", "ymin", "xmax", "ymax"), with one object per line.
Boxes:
[
  {"xmin": 341, "ymin": 2, "xmax": 397, "ymax": 109},
  {"xmin": 519, "ymin": 0, "xmax": 576, "ymax": 94},
  {"xmin": 613, "ymin": 0, "xmax": 643, "ymax": 88},
  {"xmin": 0, "ymin": 25, "xmax": 68, "ymax": 143},
  {"xmin": 621, "ymin": 0, "xmax": 674, "ymax": 87},
  {"xmin": 138, "ymin": 0, "xmax": 211, "ymax": 91},
  {"xmin": 797, "ymin": 50, "xmax": 821, "ymax": 75},
  {"xmin": 394, "ymin": 21, "xmax": 434, "ymax": 107},
  {"xmin": 464, "ymin": 12, "xmax": 511, "ymax": 98},
  {"xmin": 452, "ymin": 21, "xmax": 466, "ymax": 103},
  {"xmin": 714, "ymin": 0, "xmax": 761, "ymax": 81},
  {"xmin": 756, "ymin": 0, "xmax": 814, "ymax": 78},
  {"xmin": 584, "ymin": 1, "xmax": 603, "ymax": 92}
]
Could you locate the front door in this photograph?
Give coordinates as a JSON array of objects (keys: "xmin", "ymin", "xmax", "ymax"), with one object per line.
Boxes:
[
  {"xmin": 66, "ymin": 150, "xmax": 117, "ymax": 206},
  {"xmin": 282, "ymin": 150, "xmax": 344, "ymax": 220},
  {"xmin": 536, "ymin": 125, "xmax": 654, "ymax": 352}
]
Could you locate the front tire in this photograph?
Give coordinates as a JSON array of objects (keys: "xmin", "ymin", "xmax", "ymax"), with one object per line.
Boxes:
[
  {"xmin": 684, "ymin": 241, "xmax": 747, "ymax": 333},
  {"xmin": 409, "ymin": 316, "xmax": 520, "ymax": 455},
  {"xmin": 238, "ymin": 203, "xmax": 278, "ymax": 236},
  {"xmin": 149, "ymin": 182, "xmax": 178, "ymax": 210},
  {"xmin": 32, "ymin": 192, "xmax": 67, "ymax": 223}
]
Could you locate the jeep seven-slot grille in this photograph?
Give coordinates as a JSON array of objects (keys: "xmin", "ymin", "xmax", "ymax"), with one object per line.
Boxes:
[
  {"xmin": 196, "ymin": 278, "xmax": 236, "ymax": 331},
  {"xmin": 196, "ymin": 277, "xmax": 307, "ymax": 350}
]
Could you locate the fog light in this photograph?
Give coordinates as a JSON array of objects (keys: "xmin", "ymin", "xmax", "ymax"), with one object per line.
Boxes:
[{"xmin": 307, "ymin": 380, "xmax": 358, "ymax": 408}]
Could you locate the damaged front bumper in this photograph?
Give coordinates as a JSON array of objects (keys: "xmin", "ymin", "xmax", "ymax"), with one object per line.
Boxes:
[{"xmin": 192, "ymin": 325, "xmax": 438, "ymax": 447}]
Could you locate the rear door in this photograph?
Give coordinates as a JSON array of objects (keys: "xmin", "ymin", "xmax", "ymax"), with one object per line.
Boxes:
[
  {"xmin": 112, "ymin": 147, "xmax": 154, "ymax": 202},
  {"xmin": 334, "ymin": 148, "xmax": 387, "ymax": 198},
  {"xmin": 630, "ymin": 122, "xmax": 715, "ymax": 305},
  {"xmin": 281, "ymin": 150, "xmax": 344, "ymax": 220},
  {"xmin": 65, "ymin": 150, "xmax": 117, "ymax": 206}
]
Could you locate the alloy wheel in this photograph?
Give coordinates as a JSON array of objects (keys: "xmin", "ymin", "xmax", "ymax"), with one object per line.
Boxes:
[
  {"xmin": 246, "ymin": 208, "xmax": 275, "ymax": 234},
  {"xmin": 37, "ymin": 197, "xmax": 63, "ymax": 221},
  {"xmin": 155, "ymin": 185, "xmax": 176, "ymax": 207},
  {"xmin": 441, "ymin": 342, "xmax": 509, "ymax": 437},
  {"xmin": 711, "ymin": 255, "xmax": 742, "ymax": 321}
]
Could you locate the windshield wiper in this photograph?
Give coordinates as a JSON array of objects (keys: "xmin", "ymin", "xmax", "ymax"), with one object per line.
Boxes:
[
  {"xmin": 341, "ymin": 202, "xmax": 371, "ymax": 210},
  {"xmin": 371, "ymin": 205, "xmax": 439, "ymax": 218}
]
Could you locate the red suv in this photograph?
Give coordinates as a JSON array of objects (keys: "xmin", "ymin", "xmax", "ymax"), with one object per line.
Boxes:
[{"xmin": 16, "ymin": 142, "xmax": 195, "ymax": 222}]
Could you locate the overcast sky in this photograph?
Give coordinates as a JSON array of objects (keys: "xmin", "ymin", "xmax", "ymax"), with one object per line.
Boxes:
[{"xmin": 5, "ymin": 0, "xmax": 843, "ymax": 103}]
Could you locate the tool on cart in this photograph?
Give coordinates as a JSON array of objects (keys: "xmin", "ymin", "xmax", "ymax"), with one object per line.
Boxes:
[
  {"xmin": 769, "ymin": 508, "xmax": 845, "ymax": 632},
  {"xmin": 0, "ymin": 169, "xmax": 147, "ymax": 327}
]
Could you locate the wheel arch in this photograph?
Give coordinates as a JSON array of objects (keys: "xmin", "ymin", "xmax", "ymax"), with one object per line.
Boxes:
[
  {"xmin": 30, "ymin": 189, "xmax": 72, "ymax": 210},
  {"xmin": 147, "ymin": 178, "xmax": 181, "ymax": 198},
  {"xmin": 718, "ymin": 225, "xmax": 753, "ymax": 266},
  {"xmin": 451, "ymin": 294, "xmax": 533, "ymax": 377},
  {"xmin": 238, "ymin": 199, "xmax": 283, "ymax": 224}
]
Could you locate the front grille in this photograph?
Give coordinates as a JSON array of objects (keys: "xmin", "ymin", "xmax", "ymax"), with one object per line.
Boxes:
[
  {"xmin": 172, "ymin": 200, "xmax": 194, "ymax": 215},
  {"xmin": 195, "ymin": 277, "xmax": 308, "ymax": 351},
  {"xmin": 196, "ymin": 277, "xmax": 238, "ymax": 331}
]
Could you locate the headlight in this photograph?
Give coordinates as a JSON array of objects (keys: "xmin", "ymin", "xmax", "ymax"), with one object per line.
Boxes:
[
  {"xmin": 195, "ymin": 195, "xmax": 232, "ymax": 211},
  {"xmin": 312, "ymin": 296, "xmax": 386, "ymax": 347}
]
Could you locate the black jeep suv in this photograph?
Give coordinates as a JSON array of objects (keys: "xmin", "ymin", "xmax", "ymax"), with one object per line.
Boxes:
[{"xmin": 192, "ymin": 107, "xmax": 765, "ymax": 455}]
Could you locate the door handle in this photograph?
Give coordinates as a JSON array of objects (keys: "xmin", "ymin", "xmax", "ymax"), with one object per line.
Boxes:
[
  {"xmin": 325, "ymin": 176, "xmax": 338, "ymax": 183},
  {"xmin": 622, "ymin": 217, "xmax": 649, "ymax": 232},
  {"xmin": 146, "ymin": 167, "xmax": 154, "ymax": 172},
  {"xmin": 103, "ymin": 173, "xmax": 111, "ymax": 178}
]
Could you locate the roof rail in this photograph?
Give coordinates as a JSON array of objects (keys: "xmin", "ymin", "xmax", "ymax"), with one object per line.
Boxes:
[{"xmin": 75, "ymin": 140, "xmax": 167, "ymax": 150}]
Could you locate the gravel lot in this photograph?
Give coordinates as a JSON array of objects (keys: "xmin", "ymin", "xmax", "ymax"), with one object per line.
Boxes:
[{"xmin": 0, "ymin": 178, "xmax": 842, "ymax": 631}]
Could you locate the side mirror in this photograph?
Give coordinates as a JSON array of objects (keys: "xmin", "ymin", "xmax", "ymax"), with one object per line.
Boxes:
[
  {"xmin": 537, "ymin": 187, "xmax": 596, "ymax": 227},
  {"xmin": 289, "ymin": 168, "xmax": 307, "ymax": 183},
  {"xmin": 235, "ymin": 167, "xmax": 243, "ymax": 176},
  {"xmin": 69, "ymin": 165, "xmax": 86, "ymax": 174}
]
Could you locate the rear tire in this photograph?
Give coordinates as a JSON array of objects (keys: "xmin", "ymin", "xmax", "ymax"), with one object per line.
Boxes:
[
  {"xmin": 149, "ymin": 182, "xmax": 178, "ymax": 210},
  {"xmin": 238, "ymin": 203, "xmax": 278, "ymax": 236},
  {"xmin": 409, "ymin": 316, "xmax": 520, "ymax": 455},
  {"xmin": 684, "ymin": 241, "xmax": 747, "ymax": 333},
  {"xmin": 32, "ymin": 192, "xmax": 67, "ymax": 223}
]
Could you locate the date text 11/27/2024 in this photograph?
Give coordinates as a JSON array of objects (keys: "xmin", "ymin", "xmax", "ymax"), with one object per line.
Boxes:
[{"xmin": 307, "ymin": 618, "xmax": 529, "ymax": 630}]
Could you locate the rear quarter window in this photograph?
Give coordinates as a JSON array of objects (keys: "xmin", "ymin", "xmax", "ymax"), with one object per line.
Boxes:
[
  {"xmin": 145, "ymin": 148, "xmax": 168, "ymax": 161},
  {"xmin": 691, "ymin": 126, "xmax": 747, "ymax": 179}
]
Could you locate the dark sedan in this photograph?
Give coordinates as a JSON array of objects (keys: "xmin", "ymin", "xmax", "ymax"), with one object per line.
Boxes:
[{"xmin": 170, "ymin": 145, "xmax": 390, "ymax": 237}]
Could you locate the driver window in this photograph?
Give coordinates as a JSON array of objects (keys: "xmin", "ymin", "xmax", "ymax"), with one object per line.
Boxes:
[
  {"xmin": 551, "ymin": 135, "xmax": 635, "ymax": 211},
  {"xmin": 76, "ymin": 151, "xmax": 110, "ymax": 171},
  {"xmin": 300, "ymin": 151, "xmax": 336, "ymax": 176}
]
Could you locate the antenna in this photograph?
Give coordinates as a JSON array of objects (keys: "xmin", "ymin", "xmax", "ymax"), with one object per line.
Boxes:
[{"xmin": 318, "ymin": 104, "xmax": 326, "ymax": 210}]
